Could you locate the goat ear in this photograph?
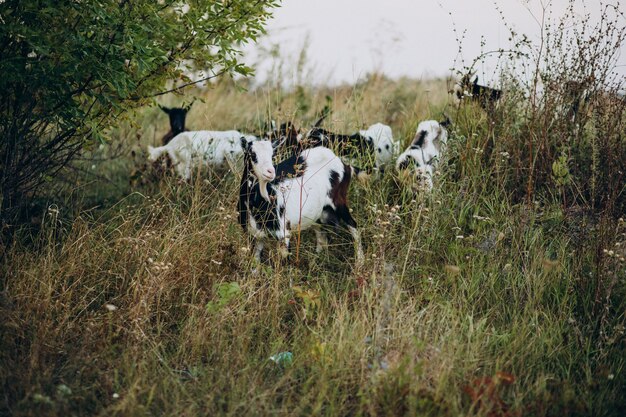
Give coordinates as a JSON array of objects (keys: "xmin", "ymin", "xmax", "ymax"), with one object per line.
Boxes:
[
  {"xmin": 473, "ymin": 76, "xmax": 479, "ymax": 85},
  {"xmin": 272, "ymin": 136, "xmax": 287, "ymax": 149},
  {"xmin": 413, "ymin": 130, "xmax": 427, "ymax": 148},
  {"xmin": 184, "ymin": 98, "xmax": 195, "ymax": 112},
  {"xmin": 440, "ymin": 115, "xmax": 452, "ymax": 128},
  {"xmin": 240, "ymin": 136, "xmax": 250, "ymax": 151},
  {"xmin": 159, "ymin": 105, "xmax": 171, "ymax": 114}
]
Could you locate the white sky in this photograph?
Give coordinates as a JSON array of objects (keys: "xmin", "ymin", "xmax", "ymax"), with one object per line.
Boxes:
[{"xmin": 244, "ymin": 0, "xmax": 626, "ymax": 87}]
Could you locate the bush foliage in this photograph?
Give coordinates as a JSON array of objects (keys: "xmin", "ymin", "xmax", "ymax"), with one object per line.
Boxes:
[{"xmin": 0, "ymin": 0, "xmax": 277, "ymax": 231}]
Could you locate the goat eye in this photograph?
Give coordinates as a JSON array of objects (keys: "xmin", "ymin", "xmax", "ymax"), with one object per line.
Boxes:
[
  {"xmin": 377, "ymin": 148, "xmax": 382, "ymax": 153},
  {"xmin": 385, "ymin": 144, "xmax": 390, "ymax": 150}
]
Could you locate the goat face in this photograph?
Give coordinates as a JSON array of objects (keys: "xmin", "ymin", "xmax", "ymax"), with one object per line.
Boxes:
[
  {"xmin": 413, "ymin": 120, "xmax": 448, "ymax": 151},
  {"xmin": 240, "ymin": 138, "xmax": 276, "ymax": 183},
  {"xmin": 160, "ymin": 106, "xmax": 189, "ymax": 135},
  {"xmin": 362, "ymin": 123, "xmax": 395, "ymax": 168}
]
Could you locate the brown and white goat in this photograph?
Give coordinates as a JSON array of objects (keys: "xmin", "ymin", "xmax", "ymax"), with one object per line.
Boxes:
[{"xmin": 238, "ymin": 137, "xmax": 365, "ymax": 265}]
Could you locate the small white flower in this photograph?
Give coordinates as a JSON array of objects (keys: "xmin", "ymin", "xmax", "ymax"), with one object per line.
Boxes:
[{"xmin": 104, "ymin": 304, "xmax": 118, "ymax": 312}]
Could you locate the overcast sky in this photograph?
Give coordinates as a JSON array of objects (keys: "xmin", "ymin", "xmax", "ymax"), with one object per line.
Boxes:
[{"xmin": 244, "ymin": 0, "xmax": 626, "ymax": 87}]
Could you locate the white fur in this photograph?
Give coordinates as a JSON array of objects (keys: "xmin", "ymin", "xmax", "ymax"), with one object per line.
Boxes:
[{"xmin": 147, "ymin": 130, "xmax": 256, "ymax": 179}]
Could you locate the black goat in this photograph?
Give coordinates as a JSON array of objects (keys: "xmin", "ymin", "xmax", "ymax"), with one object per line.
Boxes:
[{"xmin": 457, "ymin": 75, "xmax": 502, "ymax": 110}]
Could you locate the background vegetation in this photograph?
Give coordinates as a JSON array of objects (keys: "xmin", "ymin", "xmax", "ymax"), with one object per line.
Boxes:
[{"xmin": 1, "ymin": 2, "xmax": 625, "ymax": 417}]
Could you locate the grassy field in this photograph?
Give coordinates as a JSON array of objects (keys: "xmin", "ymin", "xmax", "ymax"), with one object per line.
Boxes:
[{"xmin": 1, "ymin": 74, "xmax": 625, "ymax": 417}]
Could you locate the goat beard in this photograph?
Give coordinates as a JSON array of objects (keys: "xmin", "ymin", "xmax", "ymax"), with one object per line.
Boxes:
[{"xmin": 258, "ymin": 179, "xmax": 270, "ymax": 201}]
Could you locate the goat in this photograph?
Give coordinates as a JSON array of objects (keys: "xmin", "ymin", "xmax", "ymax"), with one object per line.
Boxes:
[
  {"xmin": 304, "ymin": 123, "xmax": 396, "ymax": 170},
  {"xmin": 238, "ymin": 137, "xmax": 365, "ymax": 265},
  {"xmin": 160, "ymin": 103, "xmax": 192, "ymax": 145},
  {"xmin": 395, "ymin": 118, "xmax": 450, "ymax": 190},
  {"xmin": 457, "ymin": 75, "xmax": 502, "ymax": 110},
  {"xmin": 147, "ymin": 130, "xmax": 256, "ymax": 180}
]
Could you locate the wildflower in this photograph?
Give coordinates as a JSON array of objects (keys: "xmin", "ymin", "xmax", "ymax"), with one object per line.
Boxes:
[{"xmin": 104, "ymin": 304, "xmax": 118, "ymax": 312}]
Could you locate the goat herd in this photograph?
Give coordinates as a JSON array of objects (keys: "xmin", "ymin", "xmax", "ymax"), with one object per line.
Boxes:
[{"xmin": 145, "ymin": 75, "xmax": 499, "ymax": 266}]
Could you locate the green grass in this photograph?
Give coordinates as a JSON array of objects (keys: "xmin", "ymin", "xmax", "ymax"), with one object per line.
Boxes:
[{"xmin": 1, "ymin": 76, "xmax": 625, "ymax": 417}]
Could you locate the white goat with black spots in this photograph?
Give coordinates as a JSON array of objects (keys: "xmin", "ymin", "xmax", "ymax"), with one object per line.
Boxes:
[
  {"xmin": 395, "ymin": 118, "xmax": 450, "ymax": 190},
  {"xmin": 238, "ymin": 137, "xmax": 365, "ymax": 265}
]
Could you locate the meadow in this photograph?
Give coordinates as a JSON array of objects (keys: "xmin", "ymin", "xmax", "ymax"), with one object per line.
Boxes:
[{"xmin": 1, "ymin": 68, "xmax": 625, "ymax": 417}]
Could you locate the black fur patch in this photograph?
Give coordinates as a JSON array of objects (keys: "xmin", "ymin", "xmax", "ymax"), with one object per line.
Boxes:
[
  {"xmin": 328, "ymin": 170, "xmax": 340, "ymax": 190},
  {"xmin": 273, "ymin": 153, "xmax": 307, "ymax": 182},
  {"xmin": 413, "ymin": 130, "xmax": 427, "ymax": 147},
  {"xmin": 397, "ymin": 155, "xmax": 417, "ymax": 171}
]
